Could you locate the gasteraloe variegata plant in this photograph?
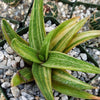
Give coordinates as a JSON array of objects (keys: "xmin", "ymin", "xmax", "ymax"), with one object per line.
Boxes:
[{"xmin": 1, "ymin": 0, "xmax": 100, "ymax": 99}]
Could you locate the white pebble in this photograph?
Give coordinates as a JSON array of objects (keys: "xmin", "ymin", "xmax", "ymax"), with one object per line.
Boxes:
[
  {"xmin": 23, "ymin": 34, "xmax": 28, "ymax": 40},
  {"xmin": 6, "ymin": 47, "xmax": 14, "ymax": 54},
  {"xmin": 5, "ymin": 69, "xmax": 13, "ymax": 76},
  {"xmin": 0, "ymin": 51, "xmax": 4, "ymax": 61},
  {"xmin": 11, "ymin": 87, "xmax": 20, "ymax": 98},
  {"xmin": 58, "ymin": 2, "xmax": 63, "ymax": 7},
  {"xmin": 15, "ymin": 56, "xmax": 21, "ymax": 62},
  {"xmin": 3, "ymin": 43, "xmax": 8, "ymax": 49},
  {"xmin": 0, "ymin": 60, "xmax": 7, "ymax": 67},
  {"xmin": 7, "ymin": 59, "xmax": 12, "ymax": 67},
  {"xmin": 1, "ymin": 82, "xmax": 10, "ymax": 89},
  {"xmin": 20, "ymin": 59, "xmax": 24, "ymax": 68},
  {"xmin": 11, "ymin": 60, "xmax": 17, "ymax": 68},
  {"xmin": 95, "ymin": 51, "xmax": 100, "ymax": 55},
  {"xmin": 80, "ymin": 53, "xmax": 87, "ymax": 61}
]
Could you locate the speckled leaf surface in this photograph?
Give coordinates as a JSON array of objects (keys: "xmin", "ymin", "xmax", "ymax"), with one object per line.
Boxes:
[
  {"xmin": 52, "ymin": 69, "xmax": 95, "ymax": 90},
  {"xmin": 50, "ymin": 17, "xmax": 88, "ymax": 52},
  {"xmin": 64, "ymin": 30, "xmax": 100, "ymax": 53},
  {"xmin": 11, "ymin": 38, "xmax": 41, "ymax": 63},
  {"xmin": 32, "ymin": 63, "xmax": 54, "ymax": 100},
  {"xmin": 29, "ymin": 0, "xmax": 46, "ymax": 49},
  {"xmin": 1, "ymin": 19, "xmax": 28, "ymax": 46},
  {"xmin": 53, "ymin": 81, "xmax": 100, "ymax": 99},
  {"xmin": 42, "ymin": 51, "xmax": 100, "ymax": 74}
]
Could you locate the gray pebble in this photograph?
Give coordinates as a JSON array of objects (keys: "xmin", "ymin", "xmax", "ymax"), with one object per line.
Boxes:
[
  {"xmin": 11, "ymin": 87, "xmax": 20, "ymax": 98},
  {"xmin": 1, "ymin": 82, "xmax": 10, "ymax": 88},
  {"xmin": 80, "ymin": 53, "xmax": 87, "ymax": 61},
  {"xmin": 0, "ymin": 51, "xmax": 4, "ymax": 61},
  {"xmin": 6, "ymin": 47, "xmax": 14, "ymax": 54}
]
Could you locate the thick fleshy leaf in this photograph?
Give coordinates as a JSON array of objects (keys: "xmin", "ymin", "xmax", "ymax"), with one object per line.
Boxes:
[
  {"xmin": 50, "ymin": 17, "xmax": 80, "ymax": 50},
  {"xmin": 64, "ymin": 30, "xmax": 100, "ymax": 53},
  {"xmin": 53, "ymin": 81, "xmax": 100, "ymax": 99},
  {"xmin": 32, "ymin": 63, "xmax": 54, "ymax": 100},
  {"xmin": 29, "ymin": 0, "xmax": 46, "ymax": 49},
  {"xmin": 52, "ymin": 69, "xmax": 95, "ymax": 90},
  {"xmin": 50, "ymin": 17, "xmax": 88, "ymax": 52},
  {"xmin": 1, "ymin": 19, "xmax": 28, "ymax": 46},
  {"xmin": 11, "ymin": 67, "xmax": 33, "ymax": 86},
  {"xmin": 39, "ymin": 31, "xmax": 54, "ymax": 61},
  {"xmin": 11, "ymin": 38, "xmax": 41, "ymax": 63},
  {"xmin": 42, "ymin": 51, "xmax": 100, "ymax": 73}
]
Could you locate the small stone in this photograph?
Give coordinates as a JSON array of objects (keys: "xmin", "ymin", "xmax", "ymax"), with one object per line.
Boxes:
[
  {"xmin": 6, "ymin": 47, "xmax": 14, "ymax": 54},
  {"xmin": 1, "ymin": 82, "xmax": 10, "ymax": 89},
  {"xmin": 0, "ymin": 60, "xmax": 7, "ymax": 67},
  {"xmin": 80, "ymin": 53, "xmax": 87, "ymax": 61},
  {"xmin": 61, "ymin": 95, "xmax": 68, "ymax": 100},
  {"xmin": 54, "ymin": 97, "xmax": 59, "ymax": 100},
  {"xmin": 54, "ymin": 92, "xmax": 59, "ymax": 97},
  {"xmin": 98, "ymin": 77, "xmax": 100, "ymax": 81},
  {"xmin": 87, "ymin": 73, "xmax": 95, "ymax": 79},
  {"xmin": 20, "ymin": 59, "xmax": 24, "ymax": 68},
  {"xmin": 23, "ymin": 34, "xmax": 28, "ymax": 40},
  {"xmin": 3, "ymin": 43, "xmax": 8, "ymax": 49},
  {"xmin": 7, "ymin": 59, "xmax": 12, "ymax": 67},
  {"xmin": 95, "ymin": 51, "xmax": 100, "ymax": 55},
  {"xmin": 11, "ymin": 60, "xmax": 17, "ymax": 68},
  {"xmin": 21, "ymin": 92, "xmax": 34, "ymax": 99},
  {"xmin": 5, "ymin": 69, "xmax": 13, "ymax": 76},
  {"xmin": 11, "ymin": 87, "xmax": 20, "ymax": 98},
  {"xmin": 58, "ymin": 2, "xmax": 63, "ymax": 7},
  {"xmin": 15, "ymin": 56, "xmax": 21, "ymax": 62},
  {"xmin": 45, "ymin": 20, "xmax": 52, "ymax": 27},
  {"xmin": 20, "ymin": 96, "xmax": 27, "ymax": 100},
  {"xmin": 0, "ymin": 51, "xmax": 4, "ymax": 61}
]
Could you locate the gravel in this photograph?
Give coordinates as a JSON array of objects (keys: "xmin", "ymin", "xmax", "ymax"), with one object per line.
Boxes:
[{"xmin": 0, "ymin": 0, "xmax": 100, "ymax": 100}]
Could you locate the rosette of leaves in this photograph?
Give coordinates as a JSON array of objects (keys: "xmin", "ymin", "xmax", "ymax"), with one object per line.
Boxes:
[
  {"xmin": 89, "ymin": 11, "xmax": 100, "ymax": 30},
  {"xmin": 1, "ymin": 0, "xmax": 100, "ymax": 99},
  {"xmin": 44, "ymin": 2, "xmax": 58, "ymax": 17},
  {"xmin": 2, "ymin": 0, "xmax": 21, "ymax": 6}
]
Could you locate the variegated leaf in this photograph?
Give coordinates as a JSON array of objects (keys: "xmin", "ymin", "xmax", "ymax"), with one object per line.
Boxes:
[
  {"xmin": 53, "ymin": 81, "xmax": 100, "ymax": 99},
  {"xmin": 1, "ymin": 19, "xmax": 28, "ymax": 46},
  {"xmin": 50, "ymin": 17, "xmax": 88, "ymax": 52},
  {"xmin": 42, "ymin": 51, "xmax": 100, "ymax": 73},
  {"xmin": 29, "ymin": 0, "xmax": 46, "ymax": 49},
  {"xmin": 11, "ymin": 38, "xmax": 41, "ymax": 63},
  {"xmin": 32, "ymin": 63, "xmax": 54, "ymax": 100},
  {"xmin": 11, "ymin": 67, "xmax": 33, "ymax": 86},
  {"xmin": 64, "ymin": 30, "xmax": 100, "ymax": 53},
  {"xmin": 52, "ymin": 69, "xmax": 95, "ymax": 90},
  {"xmin": 50, "ymin": 17, "xmax": 80, "ymax": 50}
]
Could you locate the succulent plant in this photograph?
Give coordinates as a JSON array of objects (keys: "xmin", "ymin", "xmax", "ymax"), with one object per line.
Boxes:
[
  {"xmin": 2, "ymin": 0, "xmax": 21, "ymax": 6},
  {"xmin": 1, "ymin": 0, "xmax": 100, "ymax": 99},
  {"xmin": 89, "ymin": 11, "xmax": 100, "ymax": 30}
]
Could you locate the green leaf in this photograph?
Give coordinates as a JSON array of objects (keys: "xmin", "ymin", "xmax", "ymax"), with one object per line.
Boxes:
[
  {"xmin": 50, "ymin": 17, "xmax": 80, "ymax": 50},
  {"xmin": 29, "ymin": 0, "xmax": 46, "ymax": 49},
  {"xmin": 51, "ymin": 17, "xmax": 88, "ymax": 52},
  {"xmin": 11, "ymin": 38, "xmax": 41, "ymax": 63},
  {"xmin": 64, "ymin": 30, "xmax": 100, "ymax": 53},
  {"xmin": 1, "ymin": 19, "xmax": 28, "ymax": 46},
  {"xmin": 32, "ymin": 63, "xmax": 54, "ymax": 100},
  {"xmin": 53, "ymin": 81, "xmax": 100, "ymax": 99},
  {"xmin": 11, "ymin": 67, "xmax": 33, "ymax": 86},
  {"xmin": 42, "ymin": 51, "xmax": 100, "ymax": 74},
  {"xmin": 39, "ymin": 31, "xmax": 54, "ymax": 61},
  {"xmin": 52, "ymin": 69, "xmax": 95, "ymax": 90}
]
